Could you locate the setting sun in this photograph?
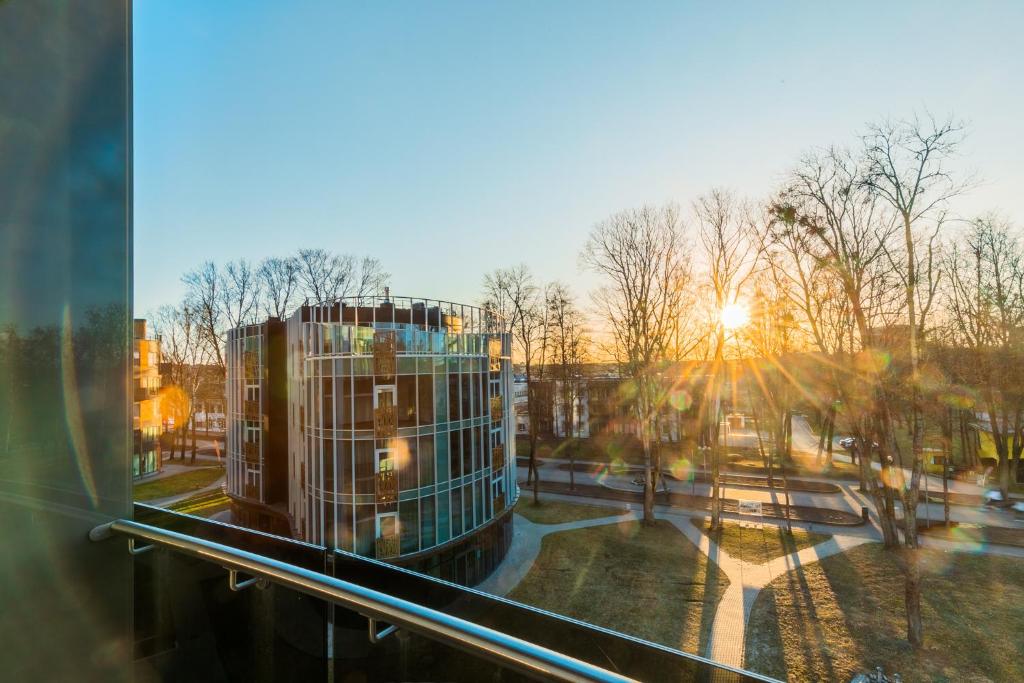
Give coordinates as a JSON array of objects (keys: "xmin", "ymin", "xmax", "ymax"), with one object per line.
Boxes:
[{"xmin": 720, "ymin": 302, "xmax": 750, "ymax": 330}]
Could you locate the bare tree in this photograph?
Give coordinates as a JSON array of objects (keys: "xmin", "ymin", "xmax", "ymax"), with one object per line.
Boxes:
[
  {"xmin": 296, "ymin": 249, "xmax": 390, "ymax": 304},
  {"xmin": 352, "ymin": 256, "xmax": 390, "ymax": 299},
  {"xmin": 219, "ymin": 259, "xmax": 261, "ymax": 331},
  {"xmin": 182, "ymin": 261, "xmax": 224, "ymax": 370},
  {"xmin": 153, "ymin": 302, "xmax": 211, "ymax": 465},
  {"xmin": 581, "ymin": 204, "xmax": 690, "ymax": 523},
  {"xmin": 861, "ymin": 114, "xmax": 966, "ymax": 648},
  {"xmin": 773, "ymin": 146, "xmax": 903, "ymax": 545},
  {"xmin": 483, "ymin": 265, "xmax": 550, "ymax": 503},
  {"xmin": 943, "ymin": 215, "xmax": 1024, "ymax": 498},
  {"xmin": 257, "ymin": 256, "xmax": 301, "ymax": 319},
  {"xmin": 547, "ymin": 282, "xmax": 590, "ymax": 489},
  {"xmin": 694, "ymin": 189, "xmax": 759, "ymax": 530}
]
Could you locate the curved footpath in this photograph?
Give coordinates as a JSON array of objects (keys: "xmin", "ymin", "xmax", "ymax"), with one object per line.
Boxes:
[{"xmin": 482, "ymin": 490, "xmax": 1024, "ymax": 671}]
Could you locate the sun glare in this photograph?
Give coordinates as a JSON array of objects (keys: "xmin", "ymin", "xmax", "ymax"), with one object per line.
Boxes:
[{"xmin": 720, "ymin": 302, "xmax": 750, "ymax": 331}]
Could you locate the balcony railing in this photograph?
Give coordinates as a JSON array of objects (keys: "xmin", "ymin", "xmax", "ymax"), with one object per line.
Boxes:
[
  {"xmin": 490, "ymin": 395, "xmax": 503, "ymax": 423},
  {"xmin": 243, "ymin": 441, "xmax": 259, "ymax": 462},
  {"xmin": 373, "ymin": 330, "xmax": 396, "ymax": 376},
  {"xmin": 374, "ymin": 534, "xmax": 400, "ymax": 560},
  {"xmin": 375, "ymin": 469, "xmax": 397, "ymax": 505},
  {"xmin": 114, "ymin": 505, "xmax": 778, "ymax": 682},
  {"xmin": 374, "ymin": 403, "xmax": 396, "ymax": 439},
  {"xmin": 492, "ymin": 444, "xmax": 504, "ymax": 470}
]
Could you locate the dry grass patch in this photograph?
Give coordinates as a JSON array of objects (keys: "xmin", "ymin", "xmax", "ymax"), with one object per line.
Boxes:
[
  {"xmin": 507, "ymin": 520, "xmax": 728, "ymax": 654},
  {"xmin": 745, "ymin": 543, "xmax": 1024, "ymax": 682},
  {"xmin": 692, "ymin": 519, "xmax": 833, "ymax": 565},
  {"xmin": 515, "ymin": 499, "xmax": 627, "ymax": 524},
  {"xmin": 133, "ymin": 466, "xmax": 224, "ymax": 501}
]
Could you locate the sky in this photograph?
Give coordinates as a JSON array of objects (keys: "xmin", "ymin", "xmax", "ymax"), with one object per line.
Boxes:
[{"xmin": 134, "ymin": 1, "xmax": 1024, "ymax": 318}]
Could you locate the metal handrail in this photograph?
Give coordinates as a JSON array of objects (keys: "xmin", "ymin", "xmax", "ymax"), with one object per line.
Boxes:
[{"xmin": 92, "ymin": 518, "xmax": 635, "ymax": 683}]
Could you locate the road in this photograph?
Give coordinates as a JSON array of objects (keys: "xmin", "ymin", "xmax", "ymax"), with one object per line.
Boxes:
[{"xmin": 524, "ymin": 455, "xmax": 1023, "ymax": 530}]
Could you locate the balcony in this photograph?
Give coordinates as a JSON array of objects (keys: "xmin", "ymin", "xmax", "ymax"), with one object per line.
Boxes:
[
  {"xmin": 375, "ymin": 469, "xmax": 397, "ymax": 505},
  {"xmin": 103, "ymin": 505, "xmax": 775, "ymax": 682},
  {"xmin": 374, "ymin": 533, "xmax": 400, "ymax": 560},
  {"xmin": 243, "ymin": 441, "xmax": 259, "ymax": 462},
  {"xmin": 490, "ymin": 395, "xmax": 503, "ymax": 423},
  {"xmin": 492, "ymin": 444, "xmax": 504, "ymax": 470},
  {"xmin": 374, "ymin": 403, "xmax": 396, "ymax": 439},
  {"xmin": 373, "ymin": 330, "xmax": 396, "ymax": 377},
  {"xmin": 244, "ymin": 399, "xmax": 261, "ymax": 420}
]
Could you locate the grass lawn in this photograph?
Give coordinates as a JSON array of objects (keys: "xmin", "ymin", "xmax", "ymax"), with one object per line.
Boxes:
[
  {"xmin": 133, "ymin": 466, "xmax": 225, "ymax": 501},
  {"xmin": 514, "ymin": 498, "xmax": 627, "ymax": 524},
  {"xmin": 725, "ymin": 454, "xmax": 862, "ymax": 481},
  {"xmin": 691, "ymin": 519, "xmax": 833, "ymax": 565},
  {"xmin": 507, "ymin": 520, "xmax": 729, "ymax": 654},
  {"xmin": 516, "ymin": 434, "xmax": 697, "ymax": 467},
  {"xmin": 745, "ymin": 543, "xmax": 1024, "ymax": 682}
]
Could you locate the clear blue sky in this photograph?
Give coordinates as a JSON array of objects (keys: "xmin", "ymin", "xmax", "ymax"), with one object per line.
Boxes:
[{"xmin": 134, "ymin": 1, "xmax": 1024, "ymax": 317}]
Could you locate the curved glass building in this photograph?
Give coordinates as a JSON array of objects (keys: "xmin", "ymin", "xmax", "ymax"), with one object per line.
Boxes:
[{"xmin": 226, "ymin": 296, "xmax": 516, "ymax": 585}]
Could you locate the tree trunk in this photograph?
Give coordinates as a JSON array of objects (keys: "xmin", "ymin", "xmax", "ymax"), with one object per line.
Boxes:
[
  {"xmin": 782, "ymin": 409, "xmax": 793, "ymax": 533},
  {"xmin": 825, "ymin": 411, "xmax": 835, "ymax": 467},
  {"xmin": 190, "ymin": 413, "xmax": 198, "ymax": 465},
  {"xmin": 903, "ymin": 547, "xmax": 924, "ymax": 648}
]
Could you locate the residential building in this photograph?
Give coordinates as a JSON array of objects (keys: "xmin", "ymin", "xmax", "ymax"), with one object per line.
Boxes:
[
  {"xmin": 225, "ymin": 296, "xmax": 517, "ymax": 585},
  {"xmin": 133, "ymin": 319, "xmax": 163, "ymax": 478}
]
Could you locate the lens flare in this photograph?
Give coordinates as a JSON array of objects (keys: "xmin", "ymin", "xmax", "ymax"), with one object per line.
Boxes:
[{"xmin": 720, "ymin": 302, "xmax": 749, "ymax": 330}]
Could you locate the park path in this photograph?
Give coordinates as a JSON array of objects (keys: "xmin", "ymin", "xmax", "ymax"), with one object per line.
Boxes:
[
  {"xmin": 477, "ymin": 489, "xmax": 1024, "ymax": 671},
  {"xmin": 667, "ymin": 517, "xmax": 871, "ymax": 669},
  {"xmin": 475, "ymin": 506, "xmax": 639, "ymax": 596}
]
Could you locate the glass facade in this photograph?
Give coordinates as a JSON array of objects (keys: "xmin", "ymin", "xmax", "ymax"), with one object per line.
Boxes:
[
  {"xmin": 225, "ymin": 299, "xmax": 516, "ymax": 581},
  {"xmin": 0, "ymin": 2, "xmax": 133, "ymax": 679}
]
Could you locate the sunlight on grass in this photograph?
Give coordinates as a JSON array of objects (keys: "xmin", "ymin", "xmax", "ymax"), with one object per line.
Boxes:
[
  {"xmin": 692, "ymin": 519, "xmax": 833, "ymax": 565},
  {"xmin": 507, "ymin": 520, "xmax": 728, "ymax": 654},
  {"xmin": 514, "ymin": 499, "xmax": 627, "ymax": 525},
  {"xmin": 745, "ymin": 543, "xmax": 1024, "ymax": 682},
  {"xmin": 132, "ymin": 466, "xmax": 225, "ymax": 501}
]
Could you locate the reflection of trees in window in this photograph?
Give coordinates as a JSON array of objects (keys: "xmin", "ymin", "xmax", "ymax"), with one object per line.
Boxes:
[
  {"xmin": 322, "ymin": 377, "xmax": 333, "ymax": 429},
  {"xmin": 461, "ymin": 372, "xmax": 471, "ymax": 418},
  {"xmin": 397, "ymin": 376, "xmax": 416, "ymax": 427},
  {"xmin": 399, "ymin": 500, "xmax": 418, "ymax": 554},
  {"xmin": 334, "ymin": 439, "xmax": 350, "ymax": 489},
  {"xmin": 434, "ymin": 372, "xmax": 448, "ymax": 422},
  {"xmin": 399, "ymin": 437, "xmax": 417, "ymax": 490},
  {"xmin": 337, "ymin": 376, "xmax": 352, "ymax": 428},
  {"xmin": 448, "ymin": 372, "xmax": 460, "ymax": 421},
  {"xmin": 419, "ymin": 437, "xmax": 434, "ymax": 485},
  {"xmin": 353, "ymin": 377, "xmax": 372, "ymax": 429},
  {"xmin": 417, "ymin": 375, "xmax": 433, "ymax": 424},
  {"xmin": 354, "ymin": 440, "xmax": 373, "ymax": 494},
  {"xmin": 354, "ymin": 504, "xmax": 374, "ymax": 555}
]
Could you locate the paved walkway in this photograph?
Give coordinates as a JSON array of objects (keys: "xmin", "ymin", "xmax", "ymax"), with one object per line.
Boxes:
[
  {"xmin": 475, "ymin": 508, "xmax": 640, "ymax": 596},
  {"xmin": 481, "ymin": 489, "xmax": 1024, "ymax": 672}
]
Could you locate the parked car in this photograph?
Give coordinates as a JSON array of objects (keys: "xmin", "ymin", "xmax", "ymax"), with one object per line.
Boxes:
[{"xmin": 838, "ymin": 437, "xmax": 879, "ymax": 450}]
